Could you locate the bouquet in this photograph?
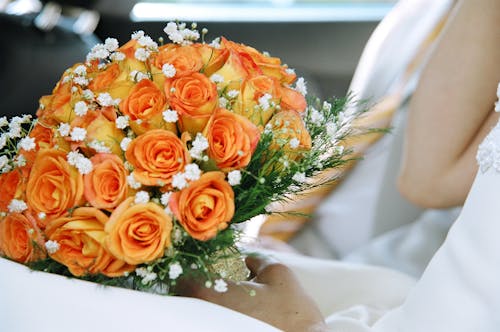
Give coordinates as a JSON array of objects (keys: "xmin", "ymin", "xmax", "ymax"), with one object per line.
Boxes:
[{"xmin": 0, "ymin": 22, "xmax": 362, "ymax": 294}]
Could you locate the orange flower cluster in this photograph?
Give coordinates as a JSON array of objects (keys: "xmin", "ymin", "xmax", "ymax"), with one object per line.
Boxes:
[{"xmin": 0, "ymin": 25, "xmax": 311, "ymax": 280}]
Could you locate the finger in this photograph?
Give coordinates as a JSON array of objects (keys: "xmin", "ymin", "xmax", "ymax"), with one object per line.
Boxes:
[{"xmin": 245, "ymin": 255, "xmax": 295, "ymax": 285}]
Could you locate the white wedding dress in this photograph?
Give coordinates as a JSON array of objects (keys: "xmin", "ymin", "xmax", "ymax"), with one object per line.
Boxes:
[{"xmin": 1, "ymin": 97, "xmax": 500, "ymax": 332}]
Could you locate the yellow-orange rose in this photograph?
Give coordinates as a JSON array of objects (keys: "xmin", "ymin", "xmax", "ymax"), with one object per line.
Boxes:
[
  {"xmin": 120, "ymin": 79, "xmax": 176, "ymax": 135},
  {"xmin": 26, "ymin": 149, "xmax": 84, "ymax": 226},
  {"xmin": 233, "ymin": 75, "xmax": 281, "ymax": 127},
  {"xmin": 269, "ymin": 110, "xmax": 312, "ymax": 161},
  {"xmin": 84, "ymin": 153, "xmax": 129, "ymax": 209},
  {"xmin": 0, "ymin": 212, "xmax": 46, "ymax": 263},
  {"xmin": 70, "ymin": 110, "xmax": 125, "ymax": 156},
  {"xmin": 126, "ymin": 129, "xmax": 190, "ymax": 188},
  {"xmin": 0, "ymin": 170, "xmax": 23, "ymax": 212},
  {"xmin": 169, "ymin": 172, "xmax": 234, "ymax": 241},
  {"xmin": 195, "ymin": 43, "xmax": 230, "ymax": 77},
  {"xmin": 210, "ymin": 48, "xmax": 260, "ymax": 92},
  {"xmin": 204, "ymin": 108, "xmax": 260, "ymax": 171},
  {"xmin": 279, "ymin": 86, "xmax": 307, "ymax": 113},
  {"xmin": 46, "ymin": 207, "xmax": 134, "ymax": 277},
  {"xmin": 36, "ymin": 80, "xmax": 74, "ymax": 126},
  {"xmin": 105, "ymin": 197, "xmax": 173, "ymax": 265},
  {"xmin": 165, "ymin": 72, "xmax": 218, "ymax": 134}
]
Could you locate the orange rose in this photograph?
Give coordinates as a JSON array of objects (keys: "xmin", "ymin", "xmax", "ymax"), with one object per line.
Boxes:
[
  {"xmin": 84, "ymin": 153, "xmax": 129, "ymax": 209},
  {"xmin": 280, "ymin": 86, "xmax": 307, "ymax": 113},
  {"xmin": 165, "ymin": 72, "xmax": 218, "ymax": 134},
  {"xmin": 126, "ymin": 129, "xmax": 190, "ymax": 188},
  {"xmin": 120, "ymin": 79, "xmax": 175, "ymax": 135},
  {"xmin": 269, "ymin": 110, "xmax": 312, "ymax": 161},
  {"xmin": 204, "ymin": 108, "xmax": 260, "ymax": 171},
  {"xmin": 36, "ymin": 80, "xmax": 74, "ymax": 126},
  {"xmin": 169, "ymin": 172, "xmax": 234, "ymax": 241},
  {"xmin": 195, "ymin": 43, "xmax": 229, "ymax": 77},
  {"xmin": 0, "ymin": 212, "xmax": 46, "ymax": 263},
  {"xmin": 46, "ymin": 207, "xmax": 134, "ymax": 277},
  {"xmin": 210, "ymin": 49, "xmax": 260, "ymax": 92},
  {"xmin": 0, "ymin": 170, "xmax": 23, "ymax": 212},
  {"xmin": 26, "ymin": 149, "xmax": 84, "ymax": 226},
  {"xmin": 105, "ymin": 197, "xmax": 173, "ymax": 265},
  {"xmin": 233, "ymin": 75, "xmax": 281, "ymax": 127},
  {"xmin": 151, "ymin": 44, "xmax": 203, "ymax": 78},
  {"xmin": 70, "ymin": 110, "xmax": 125, "ymax": 156}
]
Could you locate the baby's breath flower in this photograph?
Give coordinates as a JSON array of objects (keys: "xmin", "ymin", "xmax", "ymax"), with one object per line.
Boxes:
[
  {"xmin": 214, "ymin": 279, "xmax": 228, "ymax": 293},
  {"xmin": 134, "ymin": 48, "xmax": 150, "ymax": 62},
  {"xmin": 258, "ymin": 93, "xmax": 272, "ymax": 110},
  {"xmin": 190, "ymin": 133, "xmax": 209, "ymax": 159},
  {"xmin": 13, "ymin": 155, "xmax": 26, "ymax": 167},
  {"xmin": 73, "ymin": 76, "xmax": 89, "ymax": 86},
  {"xmin": 120, "ymin": 137, "xmax": 132, "ymax": 151},
  {"xmin": 168, "ymin": 262, "xmax": 183, "ymax": 280},
  {"xmin": 326, "ymin": 122, "xmax": 337, "ymax": 138},
  {"xmin": 74, "ymin": 101, "xmax": 88, "ymax": 116},
  {"xmin": 227, "ymin": 170, "xmax": 241, "ymax": 186},
  {"xmin": 184, "ymin": 163, "xmax": 201, "ymax": 181},
  {"xmin": 76, "ymin": 157, "xmax": 93, "ymax": 175},
  {"xmin": 322, "ymin": 101, "xmax": 332, "ymax": 112},
  {"xmin": 205, "ymin": 280, "xmax": 213, "ymax": 288},
  {"xmin": 160, "ymin": 192, "xmax": 172, "ymax": 206},
  {"xmin": 0, "ymin": 155, "xmax": 9, "ymax": 170},
  {"xmin": 97, "ymin": 93, "xmax": 115, "ymax": 107},
  {"xmin": 172, "ymin": 172, "xmax": 188, "ymax": 190},
  {"xmin": 210, "ymin": 74, "xmax": 224, "ymax": 84},
  {"xmin": 127, "ymin": 173, "xmax": 141, "ymax": 189},
  {"xmin": 45, "ymin": 240, "xmax": 60, "ymax": 254},
  {"xmin": 110, "ymin": 52, "xmax": 125, "ymax": 61},
  {"xmin": 88, "ymin": 140, "xmax": 111, "ymax": 153},
  {"xmin": 134, "ymin": 191, "xmax": 150, "ymax": 204},
  {"xmin": 104, "ymin": 37, "xmax": 119, "ymax": 52},
  {"xmin": 309, "ymin": 107, "xmax": 324, "ymax": 125},
  {"xmin": 8, "ymin": 199, "xmax": 28, "ymax": 213},
  {"xmin": 218, "ymin": 97, "xmax": 228, "ymax": 109},
  {"xmin": 136, "ymin": 267, "xmax": 157, "ymax": 284},
  {"xmin": 292, "ymin": 172, "xmax": 306, "ymax": 183},
  {"xmin": 116, "ymin": 115, "xmax": 130, "ymax": 129},
  {"xmin": 67, "ymin": 151, "xmax": 82, "ymax": 166},
  {"xmin": 7, "ymin": 123, "xmax": 22, "ymax": 139},
  {"xmin": 0, "ymin": 134, "xmax": 6, "ymax": 150},
  {"xmin": 73, "ymin": 65, "xmax": 87, "ymax": 76},
  {"xmin": 162, "ymin": 109, "xmax": 178, "ymax": 123},
  {"xmin": 18, "ymin": 137, "xmax": 36, "ymax": 151},
  {"xmin": 38, "ymin": 212, "xmax": 46, "ymax": 220},
  {"xmin": 70, "ymin": 127, "xmax": 87, "ymax": 142},
  {"xmin": 227, "ymin": 90, "xmax": 239, "ymax": 99},
  {"xmin": 129, "ymin": 70, "xmax": 149, "ymax": 82},
  {"xmin": 58, "ymin": 123, "xmax": 71, "ymax": 137},
  {"xmin": 209, "ymin": 37, "xmax": 221, "ymax": 49},
  {"xmin": 289, "ymin": 138, "xmax": 300, "ymax": 149},
  {"xmin": 0, "ymin": 116, "xmax": 8, "ymax": 127},
  {"xmin": 131, "ymin": 30, "xmax": 145, "ymax": 40},
  {"xmin": 82, "ymin": 89, "xmax": 94, "ymax": 100},
  {"xmin": 138, "ymin": 35, "xmax": 158, "ymax": 50},
  {"xmin": 295, "ymin": 77, "xmax": 307, "ymax": 96},
  {"xmin": 285, "ymin": 68, "xmax": 295, "ymax": 75},
  {"xmin": 162, "ymin": 63, "xmax": 176, "ymax": 78}
]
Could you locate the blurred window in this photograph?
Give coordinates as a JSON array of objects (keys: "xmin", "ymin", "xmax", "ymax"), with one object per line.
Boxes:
[{"xmin": 131, "ymin": 0, "xmax": 397, "ymax": 22}]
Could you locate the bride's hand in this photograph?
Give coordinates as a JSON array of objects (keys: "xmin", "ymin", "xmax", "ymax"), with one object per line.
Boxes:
[{"xmin": 176, "ymin": 255, "xmax": 327, "ymax": 332}]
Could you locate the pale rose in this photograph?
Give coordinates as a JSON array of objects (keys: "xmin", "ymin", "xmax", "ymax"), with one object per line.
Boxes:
[
  {"xmin": 46, "ymin": 207, "xmax": 134, "ymax": 277},
  {"xmin": 126, "ymin": 129, "xmax": 190, "ymax": 188},
  {"xmin": 120, "ymin": 79, "xmax": 176, "ymax": 135},
  {"xmin": 204, "ymin": 108, "xmax": 260, "ymax": 171},
  {"xmin": 164, "ymin": 72, "xmax": 218, "ymax": 134},
  {"xmin": 105, "ymin": 197, "xmax": 173, "ymax": 265},
  {"xmin": 26, "ymin": 149, "xmax": 84, "ymax": 227},
  {"xmin": 0, "ymin": 212, "xmax": 46, "ymax": 263},
  {"xmin": 84, "ymin": 153, "xmax": 129, "ymax": 209},
  {"xmin": 269, "ymin": 110, "xmax": 312, "ymax": 161},
  {"xmin": 233, "ymin": 75, "xmax": 281, "ymax": 127},
  {"xmin": 169, "ymin": 172, "xmax": 234, "ymax": 241}
]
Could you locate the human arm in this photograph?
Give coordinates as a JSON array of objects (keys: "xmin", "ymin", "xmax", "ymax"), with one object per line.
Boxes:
[
  {"xmin": 176, "ymin": 255, "xmax": 328, "ymax": 332},
  {"xmin": 398, "ymin": 0, "xmax": 500, "ymax": 208}
]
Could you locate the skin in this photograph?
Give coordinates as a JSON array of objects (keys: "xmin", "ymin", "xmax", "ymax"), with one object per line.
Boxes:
[
  {"xmin": 398, "ymin": 0, "xmax": 500, "ymax": 208},
  {"xmin": 176, "ymin": 255, "xmax": 327, "ymax": 332},
  {"xmin": 179, "ymin": 0, "xmax": 500, "ymax": 329}
]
